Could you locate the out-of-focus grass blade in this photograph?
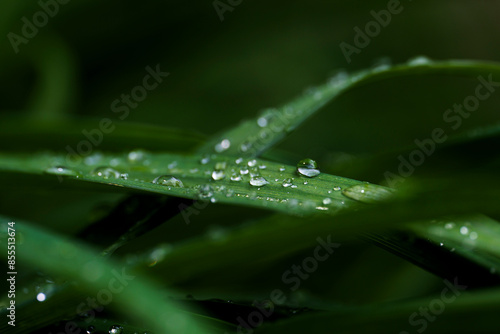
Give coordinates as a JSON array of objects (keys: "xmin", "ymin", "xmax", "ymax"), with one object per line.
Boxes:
[
  {"xmin": 256, "ymin": 286, "xmax": 500, "ymax": 334},
  {"xmin": 198, "ymin": 59, "xmax": 500, "ymax": 158},
  {"xmin": 0, "ymin": 117, "xmax": 205, "ymax": 152},
  {"xmin": 0, "ymin": 217, "xmax": 213, "ymax": 334}
]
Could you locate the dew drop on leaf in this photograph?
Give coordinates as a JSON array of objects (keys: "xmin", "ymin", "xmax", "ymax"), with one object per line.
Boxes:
[
  {"xmin": 230, "ymin": 173, "xmax": 242, "ymax": 181},
  {"xmin": 152, "ymin": 175, "xmax": 184, "ymax": 187},
  {"xmin": 282, "ymin": 178, "xmax": 293, "ymax": 187},
  {"xmin": 127, "ymin": 149, "xmax": 146, "ymax": 163},
  {"xmin": 407, "ymin": 55, "xmax": 431, "ymax": 66},
  {"xmin": 250, "ymin": 176, "xmax": 269, "ymax": 187},
  {"xmin": 92, "ymin": 167, "xmax": 121, "ymax": 179},
  {"xmin": 44, "ymin": 166, "xmax": 79, "ymax": 177},
  {"xmin": 296, "ymin": 158, "xmax": 320, "ymax": 177},
  {"xmin": 212, "ymin": 170, "xmax": 226, "ymax": 181},
  {"xmin": 109, "ymin": 325, "xmax": 123, "ymax": 334},
  {"xmin": 215, "ymin": 139, "xmax": 231, "ymax": 152},
  {"xmin": 341, "ymin": 184, "xmax": 394, "ymax": 203}
]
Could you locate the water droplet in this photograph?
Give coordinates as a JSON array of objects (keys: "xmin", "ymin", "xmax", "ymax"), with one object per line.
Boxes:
[
  {"xmin": 230, "ymin": 173, "xmax": 241, "ymax": 181},
  {"xmin": 444, "ymin": 222, "xmax": 455, "ymax": 230},
  {"xmin": 235, "ymin": 157, "xmax": 244, "ymax": 165},
  {"xmin": 152, "ymin": 175, "xmax": 184, "ymax": 187},
  {"xmin": 212, "ymin": 170, "xmax": 226, "ymax": 181},
  {"xmin": 323, "ymin": 198, "xmax": 332, "ymax": 205},
  {"xmin": 44, "ymin": 166, "xmax": 79, "ymax": 177},
  {"xmin": 371, "ymin": 57, "xmax": 392, "ymax": 72},
  {"xmin": 210, "ymin": 197, "xmax": 217, "ymax": 203},
  {"xmin": 296, "ymin": 158, "xmax": 320, "ymax": 178},
  {"xmin": 92, "ymin": 167, "xmax": 121, "ymax": 179},
  {"xmin": 109, "ymin": 325, "xmax": 123, "ymax": 334},
  {"xmin": 333, "ymin": 186, "xmax": 341, "ymax": 191},
  {"xmin": 282, "ymin": 178, "xmax": 293, "ymax": 187},
  {"xmin": 200, "ymin": 155, "xmax": 211, "ymax": 165},
  {"xmin": 168, "ymin": 161, "xmax": 177, "ymax": 169},
  {"xmin": 250, "ymin": 176, "xmax": 269, "ymax": 187},
  {"xmin": 258, "ymin": 164, "xmax": 267, "ymax": 169},
  {"xmin": 127, "ymin": 150, "xmax": 146, "ymax": 163},
  {"xmin": 470, "ymin": 231, "xmax": 478, "ymax": 240},
  {"xmin": 279, "ymin": 166, "xmax": 286, "ymax": 172},
  {"xmin": 147, "ymin": 244, "xmax": 172, "ymax": 267},
  {"xmin": 257, "ymin": 108, "xmax": 278, "ymax": 127},
  {"xmin": 198, "ymin": 184, "xmax": 214, "ymax": 199},
  {"xmin": 341, "ymin": 184, "xmax": 394, "ymax": 203},
  {"xmin": 460, "ymin": 226, "xmax": 469, "ymax": 235},
  {"xmin": 86, "ymin": 326, "xmax": 96, "ymax": 334},
  {"xmin": 248, "ymin": 159, "xmax": 257, "ymax": 167},
  {"xmin": 36, "ymin": 292, "xmax": 46, "ymax": 302},
  {"xmin": 407, "ymin": 56, "xmax": 431, "ymax": 66},
  {"xmin": 240, "ymin": 167, "xmax": 249, "ymax": 175},
  {"xmin": 84, "ymin": 153, "xmax": 103, "ymax": 166},
  {"xmin": 215, "ymin": 139, "xmax": 231, "ymax": 153},
  {"xmin": 240, "ymin": 141, "xmax": 252, "ymax": 152},
  {"xmin": 328, "ymin": 71, "xmax": 348, "ymax": 87}
]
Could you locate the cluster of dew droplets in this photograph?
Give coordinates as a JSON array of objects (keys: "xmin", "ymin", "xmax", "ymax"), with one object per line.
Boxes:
[
  {"xmin": 92, "ymin": 167, "xmax": 128, "ymax": 180},
  {"xmin": 152, "ymin": 175, "xmax": 184, "ymax": 188}
]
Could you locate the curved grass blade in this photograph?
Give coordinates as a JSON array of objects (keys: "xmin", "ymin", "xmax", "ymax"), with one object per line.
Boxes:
[
  {"xmin": 198, "ymin": 59, "xmax": 500, "ymax": 158},
  {"xmin": 0, "ymin": 217, "xmax": 213, "ymax": 334}
]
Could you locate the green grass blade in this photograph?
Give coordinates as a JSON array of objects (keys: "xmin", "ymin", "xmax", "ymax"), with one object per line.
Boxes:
[{"xmin": 198, "ymin": 59, "xmax": 500, "ymax": 158}]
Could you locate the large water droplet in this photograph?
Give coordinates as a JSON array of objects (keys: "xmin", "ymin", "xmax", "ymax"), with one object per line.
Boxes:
[
  {"xmin": 250, "ymin": 176, "xmax": 269, "ymax": 187},
  {"xmin": 341, "ymin": 184, "xmax": 394, "ymax": 203},
  {"xmin": 212, "ymin": 170, "xmax": 226, "ymax": 181},
  {"xmin": 109, "ymin": 325, "xmax": 123, "ymax": 334},
  {"xmin": 152, "ymin": 175, "xmax": 184, "ymax": 187},
  {"xmin": 296, "ymin": 158, "xmax": 320, "ymax": 178},
  {"xmin": 92, "ymin": 167, "xmax": 121, "ymax": 179},
  {"xmin": 44, "ymin": 166, "xmax": 79, "ymax": 177}
]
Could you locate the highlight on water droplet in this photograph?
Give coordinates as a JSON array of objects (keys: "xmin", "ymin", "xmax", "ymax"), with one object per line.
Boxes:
[
  {"xmin": 250, "ymin": 176, "xmax": 269, "ymax": 187},
  {"xmin": 200, "ymin": 154, "xmax": 211, "ymax": 165},
  {"xmin": 36, "ymin": 292, "xmax": 46, "ymax": 302},
  {"xmin": 296, "ymin": 158, "xmax": 320, "ymax": 178},
  {"xmin": 44, "ymin": 166, "xmax": 79, "ymax": 177},
  {"xmin": 341, "ymin": 184, "xmax": 394, "ymax": 203},
  {"xmin": 127, "ymin": 149, "xmax": 146, "ymax": 163},
  {"xmin": 92, "ymin": 167, "xmax": 121, "ymax": 179},
  {"xmin": 152, "ymin": 175, "xmax": 184, "ymax": 187}
]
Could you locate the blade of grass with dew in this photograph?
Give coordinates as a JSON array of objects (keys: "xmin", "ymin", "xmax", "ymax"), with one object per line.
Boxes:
[{"xmin": 198, "ymin": 59, "xmax": 500, "ymax": 158}]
